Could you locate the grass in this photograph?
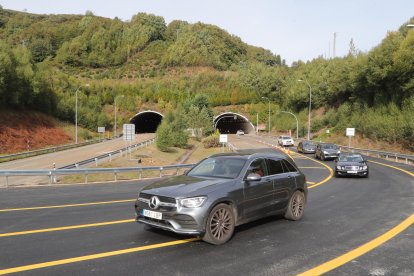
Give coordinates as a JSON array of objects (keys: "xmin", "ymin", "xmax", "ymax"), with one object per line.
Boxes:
[{"xmin": 59, "ymin": 138, "xmax": 230, "ymax": 184}]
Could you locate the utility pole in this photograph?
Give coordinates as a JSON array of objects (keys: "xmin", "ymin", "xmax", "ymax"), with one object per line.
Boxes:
[{"xmin": 333, "ymin": 32, "xmax": 337, "ymax": 58}]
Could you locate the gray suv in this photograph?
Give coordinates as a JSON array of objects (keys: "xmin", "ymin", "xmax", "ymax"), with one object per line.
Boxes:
[
  {"xmin": 135, "ymin": 151, "xmax": 307, "ymax": 245},
  {"xmin": 315, "ymin": 143, "xmax": 340, "ymax": 161}
]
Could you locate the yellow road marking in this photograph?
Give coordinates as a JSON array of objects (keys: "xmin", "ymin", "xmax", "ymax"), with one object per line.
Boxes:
[
  {"xmin": 369, "ymin": 160, "xmax": 414, "ymax": 177},
  {"xmin": 298, "ymin": 160, "xmax": 414, "ymax": 276},
  {"xmin": 0, "ymin": 238, "xmax": 198, "ymax": 275},
  {"xmin": 306, "ymin": 181, "xmax": 316, "ymax": 185},
  {"xmin": 0, "ymin": 219, "xmax": 135, "ymax": 238},
  {"xmin": 298, "ymin": 154, "xmax": 333, "ymax": 189},
  {"xmin": 0, "ymin": 199, "xmax": 136, "ymax": 212},
  {"xmin": 298, "ymin": 214, "xmax": 414, "ymax": 276}
]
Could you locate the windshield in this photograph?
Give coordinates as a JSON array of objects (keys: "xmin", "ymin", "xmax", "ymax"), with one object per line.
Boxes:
[
  {"xmin": 303, "ymin": 141, "xmax": 315, "ymax": 146},
  {"xmin": 282, "ymin": 136, "xmax": 291, "ymax": 139},
  {"xmin": 339, "ymin": 155, "xmax": 364, "ymax": 162},
  {"xmin": 321, "ymin": 144, "xmax": 338, "ymax": 149},
  {"xmin": 187, "ymin": 157, "xmax": 246, "ymax": 179}
]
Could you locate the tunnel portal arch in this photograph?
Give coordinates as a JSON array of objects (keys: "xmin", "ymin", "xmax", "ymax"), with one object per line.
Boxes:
[
  {"xmin": 213, "ymin": 112, "xmax": 255, "ymax": 134},
  {"xmin": 130, "ymin": 110, "xmax": 164, "ymax": 133}
]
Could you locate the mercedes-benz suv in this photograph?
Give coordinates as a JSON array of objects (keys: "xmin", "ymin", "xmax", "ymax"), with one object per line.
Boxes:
[{"xmin": 135, "ymin": 151, "xmax": 307, "ymax": 245}]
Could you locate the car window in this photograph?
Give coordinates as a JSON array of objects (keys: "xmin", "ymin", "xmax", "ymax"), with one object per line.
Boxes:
[
  {"xmin": 266, "ymin": 159, "xmax": 285, "ymax": 175},
  {"xmin": 282, "ymin": 159, "xmax": 297, "ymax": 172},
  {"xmin": 245, "ymin": 158, "xmax": 268, "ymax": 177},
  {"xmin": 188, "ymin": 157, "xmax": 246, "ymax": 179}
]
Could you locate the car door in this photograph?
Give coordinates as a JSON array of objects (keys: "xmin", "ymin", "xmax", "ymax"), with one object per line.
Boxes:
[
  {"xmin": 266, "ymin": 158, "xmax": 292, "ymax": 210},
  {"xmin": 242, "ymin": 158, "xmax": 274, "ymax": 221}
]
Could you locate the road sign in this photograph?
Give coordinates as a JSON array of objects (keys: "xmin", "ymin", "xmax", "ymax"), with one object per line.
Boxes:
[
  {"xmin": 219, "ymin": 134, "xmax": 228, "ymax": 143},
  {"xmin": 123, "ymin": 124, "xmax": 135, "ymax": 141},
  {"xmin": 98, "ymin": 127, "xmax": 105, "ymax": 133},
  {"xmin": 346, "ymin": 128, "xmax": 355, "ymax": 137}
]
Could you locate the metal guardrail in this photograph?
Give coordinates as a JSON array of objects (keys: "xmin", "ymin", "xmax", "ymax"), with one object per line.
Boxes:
[
  {"xmin": 340, "ymin": 146, "xmax": 414, "ymax": 165},
  {"xmin": 0, "ymin": 163, "xmax": 195, "ymax": 188},
  {"xmin": 60, "ymin": 138, "xmax": 156, "ymax": 169},
  {"xmin": 273, "ymin": 136, "xmax": 414, "ymax": 165},
  {"xmin": 0, "ymin": 138, "xmax": 114, "ymax": 163}
]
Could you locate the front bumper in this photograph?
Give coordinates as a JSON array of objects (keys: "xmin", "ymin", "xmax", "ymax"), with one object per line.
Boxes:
[
  {"xmin": 135, "ymin": 196, "xmax": 206, "ymax": 235},
  {"xmin": 336, "ymin": 169, "xmax": 368, "ymax": 176},
  {"xmin": 322, "ymin": 153, "xmax": 339, "ymax": 159}
]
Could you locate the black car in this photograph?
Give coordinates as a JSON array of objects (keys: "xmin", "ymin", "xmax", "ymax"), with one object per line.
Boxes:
[
  {"xmin": 335, "ymin": 153, "xmax": 369, "ymax": 177},
  {"xmin": 297, "ymin": 140, "xmax": 316, "ymax": 154},
  {"xmin": 315, "ymin": 143, "xmax": 340, "ymax": 160},
  {"xmin": 135, "ymin": 151, "xmax": 307, "ymax": 245}
]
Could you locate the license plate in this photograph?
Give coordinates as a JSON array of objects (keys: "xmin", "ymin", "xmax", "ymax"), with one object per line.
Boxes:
[
  {"xmin": 347, "ymin": 171, "xmax": 358, "ymax": 174},
  {"xmin": 142, "ymin": 209, "xmax": 162, "ymax": 220}
]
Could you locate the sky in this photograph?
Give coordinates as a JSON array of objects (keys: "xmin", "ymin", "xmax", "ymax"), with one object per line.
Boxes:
[{"xmin": 1, "ymin": 0, "xmax": 413, "ymax": 65}]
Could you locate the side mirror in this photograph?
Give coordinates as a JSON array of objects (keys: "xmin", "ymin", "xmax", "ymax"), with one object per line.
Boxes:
[
  {"xmin": 183, "ymin": 169, "xmax": 189, "ymax": 175},
  {"xmin": 245, "ymin": 173, "xmax": 262, "ymax": 182}
]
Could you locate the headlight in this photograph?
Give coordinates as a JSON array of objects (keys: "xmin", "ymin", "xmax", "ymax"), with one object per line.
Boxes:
[
  {"xmin": 323, "ymin": 151, "xmax": 329, "ymax": 154},
  {"xmin": 362, "ymin": 166, "xmax": 368, "ymax": 170},
  {"xmin": 336, "ymin": 166, "xmax": 342, "ymax": 170},
  {"xmin": 337, "ymin": 150, "xmax": 341, "ymax": 154},
  {"xmin": 178, "ymin": 196, "xmax": 207, "ymax": 208}
]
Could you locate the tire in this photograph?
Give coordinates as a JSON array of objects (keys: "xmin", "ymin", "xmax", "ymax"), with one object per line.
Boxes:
[
  {"xmin": 202, "ymin": 203, "xmax": 235, "ymax": 245},
  {"xmin": 284, "ymin": 190, "xmax": 306, "ymax": 221}
]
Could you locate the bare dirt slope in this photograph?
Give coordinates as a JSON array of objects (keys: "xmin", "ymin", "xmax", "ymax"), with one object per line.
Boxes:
[{"xmin": 0, "ymin": 110, "xmax": 71, "ymax": 154}]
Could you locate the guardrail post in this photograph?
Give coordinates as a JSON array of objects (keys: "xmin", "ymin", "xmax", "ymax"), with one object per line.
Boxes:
[
  {"xmin": 160, "ymin": 167, "xmax": 163, "ymax": 178},
  {"xmin": 120, "ymin": 150, "xmax": 123, "ymax": 157},
  {"xmin": 48, "ymin": 171, "xmax": 53, "ymax": 185},
  {"xmin": 395, "ymin": 156, "xmax": 398, "ymax": 162},
  {"xmin": 5, "ymin": 175, "xmax": 9, "ymax": 188},
  {"xmin": 406, "ymin": 158, "xmax": 408, "ymax": 164},
  {"xmin": 85, "ymin": 174, "xmax": 88, "ymax": 184},
  {"xmin": 114, "ymin": 172, "xmax": 118, "ymax": 182},
  {"xmin": 109, "ymin": 153, "xmax": 112, "ymax": 162},
  {"xmin": 139, "ymin": 169, "xmax": 142, "ymax": 180},
  {"xmin": 95, "ymin": 158, "xmax": 98, "ymax": 167},
  {"xmin": 75, "ymin": 164, "xmax": 79, "ymax": 169}
]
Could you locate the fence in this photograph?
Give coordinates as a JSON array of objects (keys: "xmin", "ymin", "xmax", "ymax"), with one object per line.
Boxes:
[
  {"xmin": 0, "ymin": 138, "xmax": 112, "ymax": 163},
  {"xmin": 0, "ymin": 163, "xmax": 196, "ymax": 188}
]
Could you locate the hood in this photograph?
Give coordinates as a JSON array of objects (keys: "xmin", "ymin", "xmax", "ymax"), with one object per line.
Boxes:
[
  {"xmin": 141, "ymin": 175, "xmax": 232, "ymax": 198},
  {"xmin": 322, "ymin": 148, "xmax": 339, "ymax": 153},
  {"xmin": 304, "ymin": 145, "xmax": 316, "ymax": 149},
  {"xmin": 337, "ymin": 161, "xmax": 366, "ymax": 167}
]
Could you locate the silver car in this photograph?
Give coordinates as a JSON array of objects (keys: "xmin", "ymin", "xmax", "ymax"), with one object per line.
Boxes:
[{"xmin": 135, "ymin": 151, "xmax": 307, "ymax": 245}]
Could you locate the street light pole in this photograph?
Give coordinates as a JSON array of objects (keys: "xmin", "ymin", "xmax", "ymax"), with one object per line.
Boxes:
[
  {"xmin": 261, "ymin": 97, "xmax": 270, "ymax": 134},
  {"xmin": 298, "ymin": 79, "xmax": 312, "ymax": 140},
  {"xmin": 74, "ymin": 84, "xmax": 89, "ymax": 144},
  {"xmin": 114, "ymin": 95, "xmax": 124, "ymax": 138},
  {"xmin": 278, "ymin": 111, "xmax": 299, "ymax": 139}
]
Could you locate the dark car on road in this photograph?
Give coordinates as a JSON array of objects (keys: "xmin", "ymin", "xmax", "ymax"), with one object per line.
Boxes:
[
  {"xmin": 297, "ymin": 140, "xmax": 316, "ymax": 154},
  {"xmin": 135, "ymin": 151, "xmax": 307, "ymax": 245},
  {"xmin": 335, "ymin": 153, "xmax": 369, "ymax": 177},
  {"xmin": 315, "ymin": 143, "xmax": 340, "ymax": 161}
]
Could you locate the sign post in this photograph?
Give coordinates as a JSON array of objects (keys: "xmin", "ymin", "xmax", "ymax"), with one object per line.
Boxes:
[
  {"xmin": 219, "ymin": 134, "xmax": 228, "ymax": 152},
  {"xmin": 98, "ymin": 127, "xmax": 105, "ymax": 141},
  {"xmin": 123, "ymin": 124, "xmax": 136, "ymax": 159},
  {"xmin": 346, "ymin": 128, "xmax": 355, "ymax": 147}
]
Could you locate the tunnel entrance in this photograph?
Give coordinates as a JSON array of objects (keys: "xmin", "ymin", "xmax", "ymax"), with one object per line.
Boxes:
[
  {"xmin": 130, "ymin": 111, "xmax": 164, "ymax": 133},
  {"xmin": 213, "ymin": 112, "xmax": 255, "ymax": 134}
]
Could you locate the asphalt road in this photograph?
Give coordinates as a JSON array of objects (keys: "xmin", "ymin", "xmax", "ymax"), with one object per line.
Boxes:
[
  {"xmin": 0, "ymin": 134, "xmax": 154, "ymax": 186},
  {"xmin": 0, "ymin": 136, "xmax": 413, "ymax": 275}
]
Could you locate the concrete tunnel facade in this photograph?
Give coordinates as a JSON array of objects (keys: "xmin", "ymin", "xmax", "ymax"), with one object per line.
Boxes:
[
  {"xmin": 130, "ymin": 110, "xmax": 164, "ymax": 133},
  {"xmin": 213, "ymin": 112, "xmax": 255, "ymax": 134}
]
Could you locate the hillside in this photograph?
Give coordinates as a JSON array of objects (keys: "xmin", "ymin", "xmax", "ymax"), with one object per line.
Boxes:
[
  {"xmin": 0, "ymin": 110, "xmax": 72, "ymax": 154},
  {"xmin": 0, "ymin": 8, "xmax": 413, "ymax": 152}
]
